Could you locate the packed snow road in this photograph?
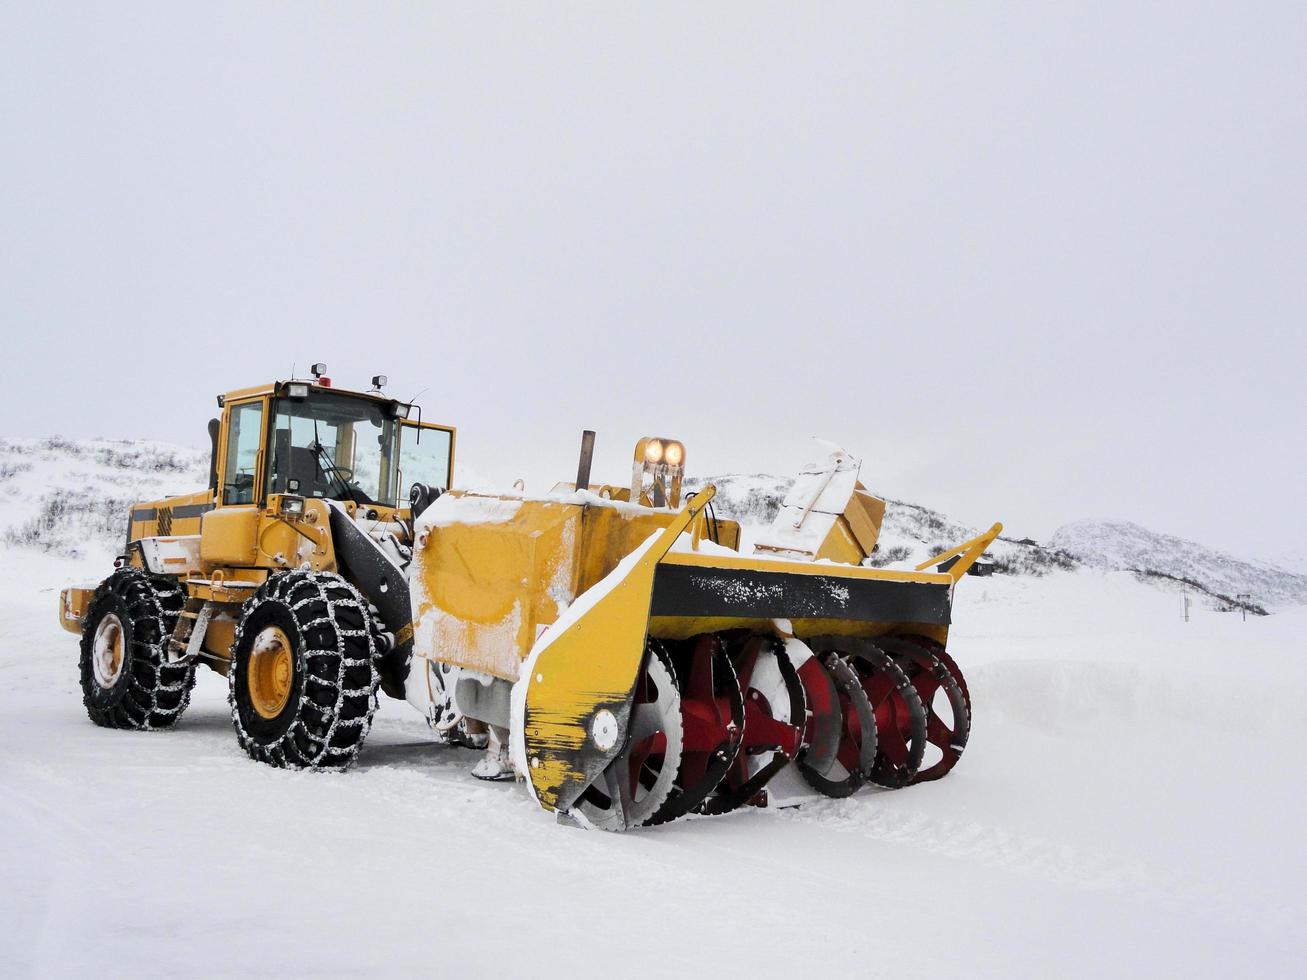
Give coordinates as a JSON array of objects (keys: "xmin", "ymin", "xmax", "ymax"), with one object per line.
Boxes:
[{"xmin": 2, "ymin": 551, "xmax": 1304, "ymax": 978}]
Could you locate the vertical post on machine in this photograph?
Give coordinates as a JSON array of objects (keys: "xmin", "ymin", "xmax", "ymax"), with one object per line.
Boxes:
[{"xmin": 575, "ymin": 430, "xmax": 596, "ymax": 493}]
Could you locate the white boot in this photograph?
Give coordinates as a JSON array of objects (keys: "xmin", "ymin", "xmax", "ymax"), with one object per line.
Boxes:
[{"xmin": 471, "ymin": 726, "xmax": 515, "ymax": 782}]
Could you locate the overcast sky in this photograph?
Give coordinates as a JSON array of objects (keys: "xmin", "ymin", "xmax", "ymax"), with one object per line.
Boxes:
[{"xmin": 2, "ymin": 3, "xmax": 1303, "ymax": 565}]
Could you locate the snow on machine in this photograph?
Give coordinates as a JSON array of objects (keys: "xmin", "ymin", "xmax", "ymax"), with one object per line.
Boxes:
[{"xmin": 59, "ymin": 367, "xmax": 1000, "ymax": 830}]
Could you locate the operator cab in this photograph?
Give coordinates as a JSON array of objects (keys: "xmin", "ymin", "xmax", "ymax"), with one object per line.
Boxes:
[{"xmin": 217, "ymin": 372, "xmax": 454, "ymax": 512}]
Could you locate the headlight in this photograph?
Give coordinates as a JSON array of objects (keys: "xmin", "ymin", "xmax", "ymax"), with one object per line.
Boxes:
[
  {"xmin": 632, "ymin": 436, "xmax": 688, "ymax": 508},
  {"xmin": 287, "ymin": 382, "xmax": 309, "ymax": 399},
  {"xmin": 279, "ymin": 495, "xmax": 305, "ymax": 517}
]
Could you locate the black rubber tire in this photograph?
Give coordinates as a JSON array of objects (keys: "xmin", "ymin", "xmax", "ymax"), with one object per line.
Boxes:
[
  {"xmin": 79, "ymin": 568, "xmax": 195, "ymax": 730},
  {"xmin": 229, "ymin": 570, "xmax": 380, "ymax": 769}
]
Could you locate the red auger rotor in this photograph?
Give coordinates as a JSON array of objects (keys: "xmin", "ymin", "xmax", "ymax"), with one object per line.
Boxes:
[{"xmin": 573, "ymin": 630, "xmax": 974, "ymax": 829}]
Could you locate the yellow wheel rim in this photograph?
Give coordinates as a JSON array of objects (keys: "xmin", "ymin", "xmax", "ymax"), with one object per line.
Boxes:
[{"xmin": 248, "ymin": 625, "xmax": 295, "ymax": 719}]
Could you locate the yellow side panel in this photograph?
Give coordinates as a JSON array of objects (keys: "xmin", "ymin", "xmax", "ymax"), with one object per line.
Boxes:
[
  {"xmin": 128, "ymin": 489, "xmax": 214, "ymax": 542},
  {"xmin": 412, "ymin": 498, "xmax": 583, "ymax": 681},
  {"xmin": 254, "ymin": 500, "xmax": 334, "ymax": 571},
  {"xmin": 813, "ymin": 517, "xmax": 865, "ymax": 565},
  {"xmin": 412, "ymin": 496, "xmax": 682, "ymax": 682},
  {"xmin": 712, "ymin": 518, "xmax": 741, "ymax": 552},
  {"xmin": 200, "ymin": 507, "xmax": 260, "ymax": 566},
  {"xmin": 574, "ymin": 507, "xmax": 677, "ymax": 594},
  {"xmin": 845, "ymin": 488, "xmax": 886, "ymax": 555}
]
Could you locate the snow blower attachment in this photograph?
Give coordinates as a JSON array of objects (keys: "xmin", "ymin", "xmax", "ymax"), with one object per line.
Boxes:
[{"xmin": 58, "ymin": 372, "xmax": 1000, "ymax": 831}]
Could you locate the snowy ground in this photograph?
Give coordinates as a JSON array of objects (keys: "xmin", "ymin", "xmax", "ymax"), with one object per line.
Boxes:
[{"xmin": 3, "ymin": 548, "xmax": 1305, "ymax": 978}]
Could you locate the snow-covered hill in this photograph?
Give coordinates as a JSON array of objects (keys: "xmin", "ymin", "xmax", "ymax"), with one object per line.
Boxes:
[
  {"xmin": 1051, "ymin": 520, "xmax": 1307, "ymax": 610},
  {"xmin": 0, "ymin": 437, "xmax": 208, "ymax": 559},
  {"xmin": 1273, "ymin": 549, "xmax": 1307, "ymax": 577},
  {"xmin": 3, "ymin": 439, "xmax": 1302, "ymax": 615},
  {"xmin": 694, "ymin": 473, "xmax": 1304, "ymax": 613}
]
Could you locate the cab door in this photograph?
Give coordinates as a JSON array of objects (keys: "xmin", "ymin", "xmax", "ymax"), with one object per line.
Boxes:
[
  {"xmin": 397, "ymin": 420, "xmax": 456, "ymax": 499},
  {"xmin": 202, "ymin": 397, "xmax": 268, "ymax": 566}
]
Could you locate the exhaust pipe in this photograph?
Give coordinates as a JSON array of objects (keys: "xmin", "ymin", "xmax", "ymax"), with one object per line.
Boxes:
[{"xmin": 575, "ymin": 430, "xmax": 596, "ymax": 492}]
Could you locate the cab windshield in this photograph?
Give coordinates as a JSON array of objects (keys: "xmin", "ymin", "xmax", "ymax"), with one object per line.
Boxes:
[{"xmin": 267, "ymin": 391, "xmax": 400, "ymax": 506}]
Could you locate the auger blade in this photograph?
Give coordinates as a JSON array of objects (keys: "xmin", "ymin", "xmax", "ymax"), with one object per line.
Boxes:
[
  {"xmin": 698, "ymin": 634, "xmax": 807, "ymax": 816},
  {"xmin": 878, "ymin": 635, "xmax": 970, "ymax": 783},
  {"xmin": 796, "ymin": 649, "xmax": 877, "ymax": 798},
  {"xmin": 645, "ymin": 634, "xmax": 744, "ymax": 826}
]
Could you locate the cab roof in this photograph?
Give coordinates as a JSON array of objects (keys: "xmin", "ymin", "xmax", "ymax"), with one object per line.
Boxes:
[{"xmin": 220, "ymin": 379, "xmax": 397, "ymax": 407}]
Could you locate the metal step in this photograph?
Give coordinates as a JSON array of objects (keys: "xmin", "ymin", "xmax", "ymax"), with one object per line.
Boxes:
[{"xmin": 168, "ymin": 598, "xmax": 215, "ymax": 664}]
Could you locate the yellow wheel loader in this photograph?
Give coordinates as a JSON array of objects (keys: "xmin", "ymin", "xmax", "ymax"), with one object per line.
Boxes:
[{"xmin": 60, "ymin": 367, "xmax": 1001, "ymax": 829}]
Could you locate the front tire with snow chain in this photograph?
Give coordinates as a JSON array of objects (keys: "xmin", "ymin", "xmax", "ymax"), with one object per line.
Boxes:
[
  {"xmin": 79, "ymin": 568, "xmax": 195, "ymax": 730},
  {"xmin": 229, "ymin": 571, "xmax": 380, "ymax": 769}
]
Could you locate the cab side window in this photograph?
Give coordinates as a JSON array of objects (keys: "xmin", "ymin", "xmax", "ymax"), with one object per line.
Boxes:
[
  {"xmin": 223, "ymin": 402, "xmax": 264, "ymax": 504},
  {"xmin": 399, "ymin": 424, "xmax": 453, "ymax": 494}
]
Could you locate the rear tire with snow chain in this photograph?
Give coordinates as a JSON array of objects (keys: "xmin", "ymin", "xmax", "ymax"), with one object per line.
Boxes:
[
  {"xmin": 79, "ymin": 568, "xmax": 194, "ymax": 730},
  {"xmin": 229, "ymin": 570, "xmax": 380, "ymax": 769}
]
